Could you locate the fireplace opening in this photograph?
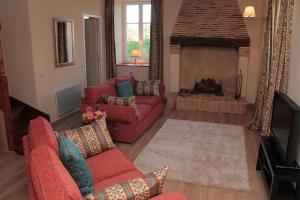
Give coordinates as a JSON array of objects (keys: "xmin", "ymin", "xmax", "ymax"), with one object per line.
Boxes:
[
  {"xmin": 180, "ymin": 47, "xmax": 239, "ymax": 96},
  {"xmin": 193, "ymin": 78, "xmax": 223, "ymax": 96}
]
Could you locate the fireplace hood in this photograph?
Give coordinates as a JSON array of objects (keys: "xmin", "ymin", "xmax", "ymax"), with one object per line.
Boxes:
[{"xmin": 170, "ymin": 0, "xmax": 250, "ymax": 48}]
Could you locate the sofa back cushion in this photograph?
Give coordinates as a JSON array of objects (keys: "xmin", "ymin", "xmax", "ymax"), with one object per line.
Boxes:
[
  {"xmin": 116, "ymin": 72, "xmax": 135, "ymax": 88},
  {"xmin": 103, "ymin": 78, "xmax": 116, "ymax": 85},
  {"xmin": 30, "ymin": 145, "xmax": 82, "ymax": 200},
  {"xmin": 85, "ymin": 83, "xmax": 116, "ymax": 104},
  {"xmin": 29, "ymin": 117, "xmax": 59, "ymax": 154}
]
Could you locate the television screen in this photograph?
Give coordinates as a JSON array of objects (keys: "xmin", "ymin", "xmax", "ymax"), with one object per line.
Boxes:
[{"xmin": 271, "ymin": 93, "xmax": 294, "ymax": 158}]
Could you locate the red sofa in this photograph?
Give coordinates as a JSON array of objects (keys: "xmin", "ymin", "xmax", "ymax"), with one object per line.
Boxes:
[
  {"xmin": 23, "ymin": 117, "xmax": 187, "ymax": 200},
  {"xmin": 80, "ymin": 73, "xmax": 165, "ymax": 143}
]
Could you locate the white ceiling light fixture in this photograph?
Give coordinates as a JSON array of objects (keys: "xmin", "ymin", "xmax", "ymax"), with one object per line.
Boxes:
[{"xmin": 243, "ymin": 6, "xmax": 256, "ymax": 18}]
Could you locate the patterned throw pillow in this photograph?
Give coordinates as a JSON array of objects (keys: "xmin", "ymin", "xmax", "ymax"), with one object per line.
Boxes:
[
  {"xmin": 102, "ymin": 95, "xmax": 140, "ymax": 117},
  {"xmin": 135, "ymin": 80, "xmax": 161, "ymax": 96},
  {"xmin": 57, "ymin": 119, "xmax": 116, "ymax": 159},
  {"xmin": 85, "ymin": 167, "xmax": 169, "ymax": 200}
]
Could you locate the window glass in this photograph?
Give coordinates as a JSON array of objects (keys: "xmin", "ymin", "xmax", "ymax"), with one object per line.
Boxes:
[
  {"xmin": 124, "ymin": 3, "xmax": 151, "ymax": 63},
  {"xmin": 143, "ymin": 24, "xmax": 151, "ymax": 60},
  {"xmin": 143, "ymin": 4, "xmax": 151, "ymax": 23},
  {"xmin": 126, "ymin": 5, "xmax": 139, "ymax": 23},
  {"xmin": 126, "ymin": 24, "xmax": 139, "ymax": 60}
]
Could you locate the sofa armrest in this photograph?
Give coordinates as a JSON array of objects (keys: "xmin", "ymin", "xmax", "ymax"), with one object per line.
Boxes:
[
  {"xmin": 81, "ymin": 97, "xmax": 87, "ymax": 104},
  {"xmin": 159, "ymin": 83, "xmax": 165, "ymax": 97},
  {"xmin": 150, "ymin": 192, "xmax": 187, "ymax": 200},
  {"xmin": 101, "ymin": 104, "xmax": 136, "ymax": 123}
]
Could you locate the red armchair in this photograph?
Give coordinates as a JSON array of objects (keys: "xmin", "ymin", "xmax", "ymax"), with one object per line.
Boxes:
[{"xmin": 80, "ymin": 73, "xmax": 165, "ymax": 143}]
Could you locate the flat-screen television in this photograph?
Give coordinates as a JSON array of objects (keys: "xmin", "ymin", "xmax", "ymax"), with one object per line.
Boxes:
[{"xmin": 271, "ymin": 92, "xmax": 300, "ymax": 166}]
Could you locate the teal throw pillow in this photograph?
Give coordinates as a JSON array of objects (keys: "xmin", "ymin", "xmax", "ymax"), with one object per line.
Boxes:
[
  {"xmin": 116, "ymin": 80, "xmax": 133, "ymax": 97},
  {"xmin": 59, "ymin": 137, "xmax": 94, "ymax": 197}
]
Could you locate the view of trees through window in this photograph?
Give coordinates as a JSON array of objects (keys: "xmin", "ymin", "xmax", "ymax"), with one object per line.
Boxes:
[{"xmin": 125, "ymin": 3, "xmax": 151, "ymax": 63}]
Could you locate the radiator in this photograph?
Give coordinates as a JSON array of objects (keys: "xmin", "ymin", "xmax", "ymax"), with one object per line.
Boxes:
[{"xmin": 56, "ymin": 85, "xmax": 81, "ymax": 116}]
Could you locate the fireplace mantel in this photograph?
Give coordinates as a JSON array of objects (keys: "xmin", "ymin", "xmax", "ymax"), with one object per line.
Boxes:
[{"xmin": 170, "ymin": 37, "xmax": 250, "ymax": 48}]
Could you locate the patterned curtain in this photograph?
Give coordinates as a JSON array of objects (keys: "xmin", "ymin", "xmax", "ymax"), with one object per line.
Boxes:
[
  {"xmin": 149, "ymin": 0, "xmax": 164, "ymax": 82},
  {"xmin": 105, "ymin": 0, "xmax": 117, "ymax": 79},
  {"xmin": 249, "ymin": 0, "xmax": 295, "ymax": 135}
]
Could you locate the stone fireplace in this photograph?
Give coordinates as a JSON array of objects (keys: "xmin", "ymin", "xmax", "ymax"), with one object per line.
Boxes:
[
  {"xmin": 169, "ymin": 0, "xmax": 251, "ymax": 97},
  {"xmin": 168, "ymin": 0, "xmax": 251, "ymax": 113}
]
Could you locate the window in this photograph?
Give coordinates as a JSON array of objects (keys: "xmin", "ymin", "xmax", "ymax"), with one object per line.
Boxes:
[{"xmin": 124, "ymin": 2, "xmax": 151, "ymax": 64}]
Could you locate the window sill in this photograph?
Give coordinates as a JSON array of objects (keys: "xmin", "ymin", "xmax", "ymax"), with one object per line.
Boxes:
[{"xmin": 116, "ymin": 63, "xmax": 149, "ymax": 68}]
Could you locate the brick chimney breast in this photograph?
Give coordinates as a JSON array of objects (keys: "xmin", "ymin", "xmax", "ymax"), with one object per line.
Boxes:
[{"xmin": 171, "ymin": 0, "xmax": 250, "ymax": 48}]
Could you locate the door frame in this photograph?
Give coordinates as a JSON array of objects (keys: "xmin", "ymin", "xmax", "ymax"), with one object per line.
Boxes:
[{"xmin": 82, "ymin": 14, "xmax": 103, "ymax": 88}]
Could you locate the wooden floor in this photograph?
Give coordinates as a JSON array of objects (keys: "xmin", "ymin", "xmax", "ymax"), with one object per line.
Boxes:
[{"xmin": 0, "ymin": 108, "xmax": 269, "ymax": 200}]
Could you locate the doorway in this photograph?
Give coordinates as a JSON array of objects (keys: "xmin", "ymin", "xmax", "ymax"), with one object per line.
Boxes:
[{"xmin": 83, "ymin": 15, "xmax": 101, "ymax": 87}]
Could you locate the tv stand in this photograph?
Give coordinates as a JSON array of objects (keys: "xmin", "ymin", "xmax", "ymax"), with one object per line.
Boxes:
[{"xmin": 257, "ymin": 136, "xmax": 300, "ymax": 199}]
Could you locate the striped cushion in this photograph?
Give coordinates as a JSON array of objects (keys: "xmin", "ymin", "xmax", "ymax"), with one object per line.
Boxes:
[
  {"xmin": 135, "ymin": 80, "xmax": 161, "ymax": 96},
  {"xmin": 86, "ymin": 167, "xmax": 168, "ymax": 200},
  {"xmin": 57, "ymin": 119, "xmax": 116, "ymax": 159},
  {"xmin": 103, "ymin": 95, "xmax": 140, "ymax": 117}
]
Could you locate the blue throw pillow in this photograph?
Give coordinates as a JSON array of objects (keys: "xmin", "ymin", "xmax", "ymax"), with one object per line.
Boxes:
[
  {"xmin": 116, "ymin": 80, "xmax": 133, "ymax": 97},
  {"xmin": 59, "ymin": 137, "xmax": 94, "ymax": 197}
]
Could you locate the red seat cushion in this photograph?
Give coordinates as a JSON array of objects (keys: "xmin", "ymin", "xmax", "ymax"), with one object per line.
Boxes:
[
  {"xmin": 136, "ymin": 96, "xmax": 162, "ymax": 108},
  {"xmin": 29, "ymin": 117, "xmax": 59, "ymax": 154},
  {"xmin": 93, "ymin": 170, "xmax": 142, "ymax": 191},
  {"xmin": 137, "ymin": 104, "xmax": 152, "ymax": 122},
  {"xmin": 30, "ymin": 145, "xmax": 82, "ymax": 200},
  {"xmin": 84, "ymin": 83, "xmax": 116, "ymax": 104},
  {"xmin": 116, "ymin": 72, "xmax": 135, "ymax": 88},
  {"xmin": 86, "ymin": 149, "xmax": 137, "ymax": 183}
]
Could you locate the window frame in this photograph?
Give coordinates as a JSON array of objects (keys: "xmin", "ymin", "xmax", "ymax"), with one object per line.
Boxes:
[{"xmin": 122, "ymin": 1, "xmax": 151, "ymax": 64}]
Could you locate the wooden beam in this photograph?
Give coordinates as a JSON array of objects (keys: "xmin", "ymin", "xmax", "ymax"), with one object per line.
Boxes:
[{"xmin": 170, "ymin": 36, "xmax": 251, "ymax": 48}]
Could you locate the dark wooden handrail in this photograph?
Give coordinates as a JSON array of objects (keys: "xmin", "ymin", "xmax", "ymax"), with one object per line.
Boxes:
[{"xmin": 0, "ymin": 28, "xmax": 14, "ymax": 151}]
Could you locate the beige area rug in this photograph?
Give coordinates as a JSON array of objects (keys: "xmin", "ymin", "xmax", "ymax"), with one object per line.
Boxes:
[{"xmin": 134, "ymin": 119, "xmax": 250, "ymax": 191}]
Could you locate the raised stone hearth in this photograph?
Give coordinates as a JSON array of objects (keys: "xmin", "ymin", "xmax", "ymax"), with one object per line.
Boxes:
[{"xmin": 167, "ymin": 93, "xmax": 248, "ymax": 114}]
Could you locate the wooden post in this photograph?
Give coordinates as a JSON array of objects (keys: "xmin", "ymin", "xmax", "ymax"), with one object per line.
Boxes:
[{"xmin": 0, "ymin": 22, "xmax": 14, "ymax": 151}]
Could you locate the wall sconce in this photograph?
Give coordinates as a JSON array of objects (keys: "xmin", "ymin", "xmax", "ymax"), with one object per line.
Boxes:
[{"xmin": 243, "ymin": 6, "xmax": 256, "ymax": 18}]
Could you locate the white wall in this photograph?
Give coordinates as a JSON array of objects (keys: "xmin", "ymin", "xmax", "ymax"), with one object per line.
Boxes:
[
  {"xmin": 0, "ymin": 0, "xmax": 38, "ymax": 107},
  {"xmin": 288, "ymin": 0, "xmax": 300, "ymax": 104},
  {"xmin": 163, "ymin": 0, "xmax": 183, "ymax": 93},
  {"xmin": 0, "ymin": 0, "xmax": 106, "ymax": 121},
  {"xmin": 27, "ymin": 0, "xmax": 105, "ymax": 121},
  {"xmin": 117, "ymin": 66, "xmax": 149, "ymax": 80},
  {"xmin": 237, "ymin": 0, "xmax": 267, "ymax": 103}
]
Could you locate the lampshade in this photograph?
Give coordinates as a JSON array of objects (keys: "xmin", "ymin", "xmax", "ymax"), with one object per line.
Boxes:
[
  {"xmin": 243, "ymin": 6, "xmax": 256, "ymax": 18},
  {"xmin": 130, "ymin": 49, "xmax": 141, "ymax": 58}
]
